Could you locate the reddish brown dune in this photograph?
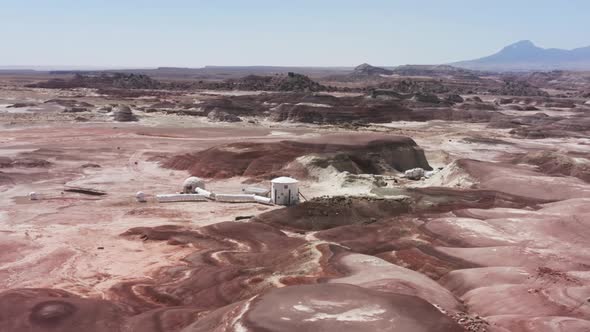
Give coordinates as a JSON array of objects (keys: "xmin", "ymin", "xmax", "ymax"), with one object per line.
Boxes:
[
  {"xmin": 117, "ymin": 222, "xmax": 337, "ymax": 311},
  {"xmin": 187, "ymin": 284, "xmax": 463, "ymax": 332},
  {"xmin": 0, "ymin": 288, "xmax": 131, "ymax": 332},
  {"xmin": 0, "ymin": 285, "xmax": 459, "ymax": 332},
  {"xmin": 2, "ymin": 191, "xmax": 589, "ymax": 331},
  {"xmin": 313, "ymin": 216, "xmax": 479, "ymax": 279}
]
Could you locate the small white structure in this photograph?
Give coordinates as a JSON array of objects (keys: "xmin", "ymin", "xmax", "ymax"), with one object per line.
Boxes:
[
  {"xmin": 29, "ymin": 192, "xmax": 39, "ymax": 201},
  {"xmin": 182, "ymin": 177, "xmax": 205, "ymax": 194},
  {"xmin": 156, "ymin": 194, "xmax": 208, "ymax": 203},
  {"xmin": 195, "ymin": 187, "xmax": 215, "ymax": 199},
  {"xmin": 404, "ymin": 168, "xmax": 425, "ymax": 180},
  {"xmin": 135, "ymin": 191, "xmax": 146, "ymax": 202},
  {"xmin": 271, "ymin": 176, "xmax": 299, "ymax": 206}
]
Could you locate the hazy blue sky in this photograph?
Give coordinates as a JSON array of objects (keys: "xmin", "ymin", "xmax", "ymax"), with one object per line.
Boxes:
[{"xmin": 1, "ymin": 0, "xmax": 588, "ymax": 68}]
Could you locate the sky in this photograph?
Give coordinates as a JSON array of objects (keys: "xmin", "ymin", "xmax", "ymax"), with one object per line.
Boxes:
[{"xmin": 0, "ymin": 0, "xmax": 589, "ymax": 68}]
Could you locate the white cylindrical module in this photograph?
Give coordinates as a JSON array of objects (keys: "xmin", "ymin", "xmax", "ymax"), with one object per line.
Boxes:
[
  {"xmin": 156, "ymin": 194, "xmax": 208, "ymax": 203},
  {"xmin": 135, "ymin": 191, "xmax": 146, "ymax": 202},
  {"xmin": 270, "ymin": 177, "xmax": 299, "ymax": 206},
  {"xmin": 214, "ymin": 194, "xmax": 256, "ymax": 203},
  {"xmin": 29, "ymin": 192, "xmax": 39, "ymax": 201},
  {"xmin": 253, "ymin": 195, "xmax": 273, "ymax": 205},
  {"xmin": 242, "ymin": 186, "xmax": 270, "ymax": 197}
]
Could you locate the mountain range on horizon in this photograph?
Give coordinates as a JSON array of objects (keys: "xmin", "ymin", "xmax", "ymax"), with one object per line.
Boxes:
[
  {"xmin": 452, "ymin": 40, "xmax": 590, "ymax": 71},
  {"xmin": 2, "ymin": 40, "xmax": 590, "ymax": 73}
]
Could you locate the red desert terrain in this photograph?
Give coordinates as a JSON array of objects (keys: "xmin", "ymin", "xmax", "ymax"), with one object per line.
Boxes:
[{"xmin": 0, "ymin": 68, "xmax": 589, "ymax": 331}]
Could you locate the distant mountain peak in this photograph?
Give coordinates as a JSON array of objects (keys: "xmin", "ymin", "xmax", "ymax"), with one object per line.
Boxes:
[
  {"xmin": 508, "ymin": 40, "xmax": 536, "ymax": 48},
  {"xmin": 353, "ymin": 63, "xmax": 393, "ymax": 76},
  {"xmin": 452, "ymin": 40, "xmax": 590, "ymax": 71},
  {"xmin": 354, "ymin": 63, "xmax": 374, "ymax": 71},
  {"xmin": 500, "ymin": 40, "xmax": 540, "ymax": 54}
]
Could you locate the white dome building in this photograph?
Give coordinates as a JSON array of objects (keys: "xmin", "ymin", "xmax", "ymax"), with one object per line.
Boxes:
[
  {"xmin": 271, "ymin": 176, "xmax": 299, "ymax": 206},
  {"xmin": 182, "ymin": 177, "xmax": 205, "ymax": 194}
]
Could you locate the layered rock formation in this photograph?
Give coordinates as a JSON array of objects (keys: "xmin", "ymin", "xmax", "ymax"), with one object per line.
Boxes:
[
  {"xmin": 162, "ymin": 134, "xmax": 432, "ymax": 179},
  {"xmin": 351, "ymin": 63, "xmax": 394, "ymax": 77},
  {"xmin": 206, "ymin": 109, "xmax": 242, "ymax": 122},
  {"xmin": 28, "ymin": 73, "xmax": 163, "ymax": 90}
]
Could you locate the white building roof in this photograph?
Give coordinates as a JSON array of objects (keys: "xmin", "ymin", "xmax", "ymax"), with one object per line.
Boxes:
[{"xmin": 271, "ymin": 176, "xmax": 298, "ymax": 184}]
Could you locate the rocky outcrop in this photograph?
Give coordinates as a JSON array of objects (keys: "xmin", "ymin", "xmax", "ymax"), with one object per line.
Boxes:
[
  {"xmin": 62, "ymin": 107, "xmax": 89, "ymax": 113},
  {"xmin": 7, "ymin": 102, "xmax": 37, "ymax": 108},
  {"xmin": 28, "ymin": 73, "xmax": 164, "ymax": 90},
  {"xmin": 411, "ymin": 93, "xmax": 441, "ymax": 104},
  {"xmin": 162, "ymin": 134, "xmax": 432, "ymax": 179},
  {"xmin": 404, "ymin": 167, "xmax": 426, "ymax": 180},
  {"xmin": 502, "ymin": 114, "xmax": 590, "ymax": 138},
  {"xmin": 254, "ymin": 196, "xmax": 413, "ymax": 231},
  {"xmin": 456, "ymin": 102, "xmax": 497, "ymax": 111},
  {"xmin": 488, "ymin": 80, "xmax": 549, "ymax": 97},
  {"xmin": 206, "ymin": 109, "xmax": 242, "ymax": 122},
  {"xmin": 352, "ymin": 63, "xmax": 394, "ymax": 76},
  {"xmin": 515, "ymin": 151, "xmax": 590, "ymax": 182},
  {"xmin": 227, "ymin": 72, "xmax": 328, "ymax": 92},
  {"xmin": 391, "ymin": 64, "xmax": 480, "ymax": 78},
  {"xmin": 445, "ymin": 94, "xmax": 464, "ymax": 103},
  {"xmin": 146, "ymin": 92, "xmax": 507, "ymax": 125},
  {"xmin": 544, "ymin": 101, "xmax": 576, "ymax": 108},
  {"xmin": 44, "ymin": 99, "xmax": 94, "ymax": 108},
  {"xmin": 112, "ymin": 105, "xmax": 138, "ymax": 122},
  {"xmin": 269, "ymin": 101, "xmax": 410, "ymax": 124},
  {"xmin": 369, "ymin": 89, "xmax": 405, "ymax": 100},
  {"xmin": 278, "ymin": 72, "xmax": 326, "ymax": 92}
]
